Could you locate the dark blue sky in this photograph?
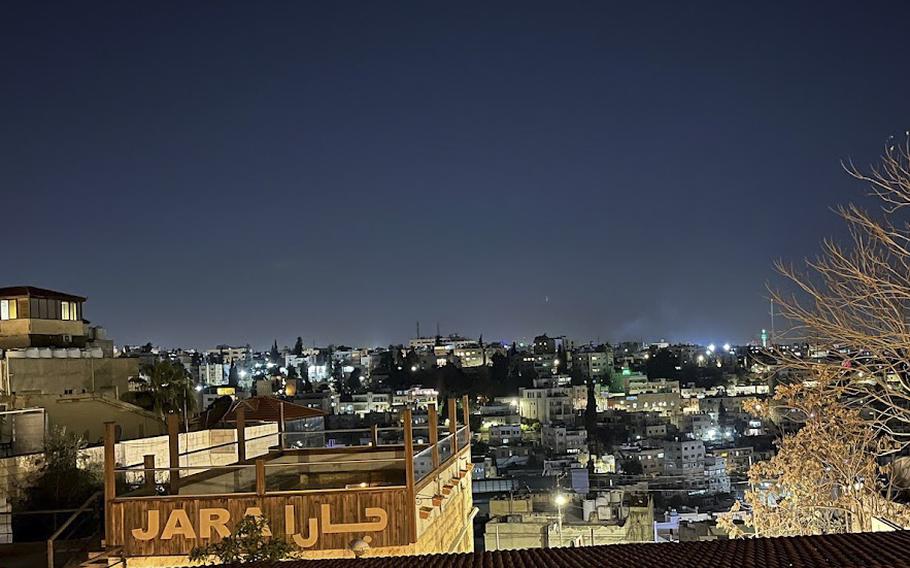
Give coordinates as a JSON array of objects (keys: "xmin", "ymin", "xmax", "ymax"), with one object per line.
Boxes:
[{"xmin": 2, "ymin": 2, "xmax": 908, "ymax": 349}]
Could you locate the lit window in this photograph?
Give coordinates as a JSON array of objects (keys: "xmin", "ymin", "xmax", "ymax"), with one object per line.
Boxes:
[{"xmin": 0, "ymin": 299, "xmax": 16, "ymax": 320}]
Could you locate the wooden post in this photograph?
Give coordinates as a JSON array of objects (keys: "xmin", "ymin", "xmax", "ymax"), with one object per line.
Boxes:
[
  {"xmin": 428, "ymin": 403, "xmax": 439, "ymax": 469},
  {"xmin": 167, "ymin": 414, "xmax": 180, "ymax": 494},
  {"xmin": 403, "ymin": 408, "xmax": 417, "ymax": 543},
  {"xmin": 143, "ymin": 454, "xmax": 156, "ymax": 491},
  {"xmin": 255, "ymin": 459, "xmax": 266, "ymax": 496},
  {"xmin": 371, "ymin": 423, "xmax": 379, "ymax": 447},
  {"xmin": 462, "ymin": 394, "xmax": 470, "ymax": 437},
  {"xmin": 448, "ymin": 398, "xmax": 458, "ymax": 452},
  {"xmin": 103, "ymin": 422, "xmax": 116, "ymax": 545},
  {"xmin": 278, "ymin": 402, "xmax": 285, "ymax": 450},
  {"xmin": 236, "ymin": 405, "xmax": 246, "ymax": 462}
]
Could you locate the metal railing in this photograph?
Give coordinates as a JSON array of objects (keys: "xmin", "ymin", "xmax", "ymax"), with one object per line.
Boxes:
[{"xmin": 46, "ymin": 491, "xmax": 102, "ymax": 568}]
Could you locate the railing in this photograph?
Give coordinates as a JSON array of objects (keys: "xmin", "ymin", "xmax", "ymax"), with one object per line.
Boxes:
[
  {"xmin": 111, "ymin": 424, "xmax": 470, "ymax": 499},
  {"xmin": 46, "ymin": 491, "xmax": 102, "ymax": 568},
  {"xmin": 103, "ymin": 398, "xmax": 474, "ymax": 557}
]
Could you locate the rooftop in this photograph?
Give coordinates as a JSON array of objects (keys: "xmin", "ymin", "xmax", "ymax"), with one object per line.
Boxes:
[
  {"xmin": 210, "ymin": 530, "xmax": 910, "ymax": 568},
  {"xmin": 0, "ymin": 285, "xmax": 86, "ymax": 302}
]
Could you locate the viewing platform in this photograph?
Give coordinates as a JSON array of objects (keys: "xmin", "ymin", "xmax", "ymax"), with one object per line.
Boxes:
[{"xmin": 102, "ymin": 396, "xmax": 476, "ymax": 566}]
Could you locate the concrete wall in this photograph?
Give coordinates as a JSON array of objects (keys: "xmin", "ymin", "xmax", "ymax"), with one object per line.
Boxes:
[
  {"xmin": 17, "ymin": 393, "xmax": 163, "ymax": 443},
  {"xmin": 4, "ymin": 356, "xmax": 138, "ymax": 397}
]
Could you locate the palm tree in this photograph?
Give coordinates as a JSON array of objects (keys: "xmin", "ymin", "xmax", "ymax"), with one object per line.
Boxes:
[{"xmin": 144, "ymin": 359, "xmax": 196, "ymax": 422}]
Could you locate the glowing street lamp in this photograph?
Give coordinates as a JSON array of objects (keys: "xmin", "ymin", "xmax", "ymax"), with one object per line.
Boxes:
[{"xmin": 554, "ymin": 494, "xmax": 567, "ymax": 546}]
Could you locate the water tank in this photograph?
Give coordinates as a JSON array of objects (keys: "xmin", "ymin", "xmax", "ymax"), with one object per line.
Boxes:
[
  {"xmin": 53, "ymin": 349, "xmax": 68, "ymax": 358},
  {"xmin": 68, "ymin": 348, "xmax": 81, "ymax": 358},
  {"xmin": 91, "ymin": 347, "xmax": 103, "ymax": 358},
  {"xmin": 38, "ymin": 348, "xmax": 52, "ymax": 358},
  {"xmin": 25, "ymin": 348, "xmax": 39, "ymax": 358}
]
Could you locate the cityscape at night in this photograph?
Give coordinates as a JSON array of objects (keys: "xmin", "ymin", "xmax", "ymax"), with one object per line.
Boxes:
[{"xmin": 3, "ymin": 2, "xmax": 910, "ymax": 567}]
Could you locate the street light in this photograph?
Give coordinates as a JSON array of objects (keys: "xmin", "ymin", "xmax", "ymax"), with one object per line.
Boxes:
[{"xmin": 553, "ymin": 494, "xmax": 567, "ymax": 546}]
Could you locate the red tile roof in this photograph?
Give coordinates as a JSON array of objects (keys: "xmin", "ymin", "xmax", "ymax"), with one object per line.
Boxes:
[
  {"xmin": 209, "ymin": 530, "xmax": 910, "ymax": 568},
  {"xmin": 223, "ymin": 396, "xmax": 326, "ymax": 422}
]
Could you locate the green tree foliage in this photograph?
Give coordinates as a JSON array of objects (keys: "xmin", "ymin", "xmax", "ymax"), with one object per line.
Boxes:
[
  {"xmin": 145, "ymin": 359, "xmax": 196, "ymax": 420},
  {"xmin": 269, "ymin": 340, "xmax": 281, "ymax": 365},
  {"xmin": 293, "ymin": 336, "xmax": 304, "ymax": 356},
  {"xmin": 14, "ymin": 427, "xmax": 101, "ymax": 539},
  {"xmin": 645, "ymin": 349, "xmax": 679, "ymax": 379},
  {"xmin": 619, "ymin": 457, "xmax": 644, "ymax": 476},
  {"xmin": 189, "ymin": 515, "xmax": 294, "ymax": 564}
]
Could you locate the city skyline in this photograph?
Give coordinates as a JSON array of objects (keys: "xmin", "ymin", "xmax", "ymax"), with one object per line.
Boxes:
[{"xmin": 4, "ymin": 2, "xmax": 910, "ymax": 348}]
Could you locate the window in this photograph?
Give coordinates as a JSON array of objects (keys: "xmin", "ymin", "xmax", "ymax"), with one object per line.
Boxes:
[
  {"xmin": 60, "ymin": 301, "xmax": 79, "ymax": 321},
  {"xmin": 0, "ymin": 299, "xmax": 16, "ymax": 320}
]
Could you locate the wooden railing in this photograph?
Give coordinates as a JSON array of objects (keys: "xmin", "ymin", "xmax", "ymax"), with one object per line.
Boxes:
[{"xmin": 102, "ymin": 395, "xmax": 472, "ymax": 553}]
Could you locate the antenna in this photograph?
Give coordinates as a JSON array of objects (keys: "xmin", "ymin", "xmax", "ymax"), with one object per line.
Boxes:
[
  {"xmin": 416, "ymin": 321, "xmax": 420, "ymax": 339},
  {"xmin": 770, "ymin": 298, "xmax": 775, "ymax": 344}
]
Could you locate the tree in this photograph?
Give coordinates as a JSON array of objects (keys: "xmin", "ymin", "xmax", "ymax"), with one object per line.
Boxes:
[
  {"xmin": 646, "ymin": 349, "xmax": 679, "ymax": 380},
  {"xmin": 189, "ymin": 515, "xmax": 294, "ymax": 564},
  {"xmin": 145, "ymin": 359, "xmax": 196, "ymax": 421},
  {"xmin": 14, "ymin": 427, "xmax": 101, "ymax": 539},
  {"xmin": 346, "ymin": 368, "xmax": 364, "ymax": 394},
  {"xmin": 719, "ymin": 380, "xmax": 910, "ymax": 537},
  {"xmin": 299, "ymin": 362, "xmax": 312, "ymax": 392},
  {"xmin": 293, "ymin": 336, "xmax": 304, "ymax": 356},
  {"xmin": 721, "ymin": 140, "xmax": 910, "ymax": 538},
  {"xmin": 619, "ymin": 457, "xmax": 643, "ymax": 476},
  {"xmin": 585, "ymin": 380, "xmax": 599, "ymax": 474},
  {"xmin": 269, "ymin": 340, "xmax": 281, "ymax": 366},
  {"xmin": 769, "ymin": 139, "xmax": 910, "ymax": 445}
]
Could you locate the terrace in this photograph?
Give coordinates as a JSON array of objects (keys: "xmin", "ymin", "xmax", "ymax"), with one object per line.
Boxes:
[{"xmin": 102, "ymin": 396, "xmax": 475, "ymax": 560}]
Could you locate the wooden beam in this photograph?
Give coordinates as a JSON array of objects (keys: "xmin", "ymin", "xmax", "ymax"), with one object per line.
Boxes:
[
  {"xmin": 428, "ymin": 403, "xmax": 439, "ymax": 469},
  {"xmin": 143, "ymin": 454, "xmax": 156, "ymax": 491},
  {"xmin": 167, "ymin": 414, "xmax": 180, "ymax": 494},
  {"xmin": 255, "ymin": 459, "xmax": 266, "ymax": 496},
  {"xmin": 403, "ymin": 408, "xmax": 417, "ymax": 543},
  {"xmin": 103, "ymin": 421, "xmax": 116, "ymax": 545},
  {"xmin": 448, "ymin": 398, "xmax": 458, "ymax": 451},
  {"xmin": 278, "ymin": 401, "xmax": 286, "ymax": 450},
  {"xmin": 236, "ymin": 404, "xmax": 246, "ymax": 462},
  {"xmin": 461, "ymin": 394, "xmax": 470, "ymax": 437},
  {"xmin": 371, "ymin": 423, "xmax": 379, "ymax": 447}
]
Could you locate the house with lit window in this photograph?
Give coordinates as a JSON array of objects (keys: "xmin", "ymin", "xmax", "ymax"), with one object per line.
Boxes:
[
  {"xmin": 0, "ymin": 286, "xmax": 148, "ymax": 441},
  {"xmin": 0, "ymin": 286, "xmax": 86, "ymax": 349}
]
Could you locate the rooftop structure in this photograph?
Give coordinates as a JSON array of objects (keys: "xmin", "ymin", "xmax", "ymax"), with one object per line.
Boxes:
[{"xmin": 102, "ymin": 396, "xmax": 476, "ymax": 564}]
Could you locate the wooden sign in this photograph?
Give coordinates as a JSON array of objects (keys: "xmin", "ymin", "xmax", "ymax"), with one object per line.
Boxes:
[{"xmin": 109, "ymin": 488, "xmax": 411, "ymax": 556}]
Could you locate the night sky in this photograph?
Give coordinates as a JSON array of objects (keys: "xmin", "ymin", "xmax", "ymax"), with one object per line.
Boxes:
[{"xmin": 3, "ymin": 2, "xmax": 909, "ymax": 349}]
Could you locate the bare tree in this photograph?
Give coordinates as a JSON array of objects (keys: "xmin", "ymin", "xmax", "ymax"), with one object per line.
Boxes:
[
  {"xmin": 771, "ymin": 136, "xmax": 910, "ymax": 445},
  {"xmin": 722, "ymin": 137, "xmax": 910, "ymax": 537}
]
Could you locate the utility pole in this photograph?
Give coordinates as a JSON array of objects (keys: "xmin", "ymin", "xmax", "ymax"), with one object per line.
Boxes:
[{"xmin": 770, "ymin": 298, "xmax": 775, "ymax": 344}]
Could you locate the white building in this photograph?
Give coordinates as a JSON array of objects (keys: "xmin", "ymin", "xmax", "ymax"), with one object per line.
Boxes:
[
  {"xmin": 541, "ymin": 425, "xmax": 587, "ymax": 454},
  {"xmin": 198, "ymin": 362, "xmax": 228, "ymax": 386},
  {"xmin": 205, "ymin": 345, "xmax": 251, "ymax": 366},
  {"xmin": 350, "ymin": 392, "xmax": 391, "ymax": 416},
  {"xmin": 663, "ymin": 439, "xmax": 705, "ymax": 476},
  {"xmin": 572, "ymin": 349, "xmax": 614, "ymax": 380},
  {"xmin": 704, "ymin": 455, "xmax": 731, "ymax": 494},
  {"xmin": 518, "ymin": 380, "xmax": 575, "ymax": 425}
]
